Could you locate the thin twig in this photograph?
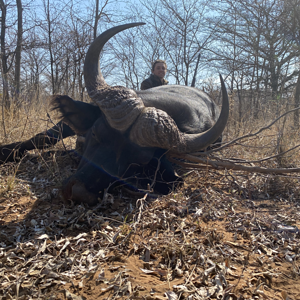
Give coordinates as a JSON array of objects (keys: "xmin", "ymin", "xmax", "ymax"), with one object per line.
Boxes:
[
  {"xmin": 132, "ymin": 193, "xmax": 147, "ymax": 231},
  {"xmin": 20, "ymin": 115, "xmax": 28, "ymax": 139},
  {"xmin": 46, "ymin": 112, "xmax": 78, "ymax": 164}
]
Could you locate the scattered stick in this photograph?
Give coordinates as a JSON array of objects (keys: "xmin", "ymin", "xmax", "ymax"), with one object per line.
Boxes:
[{"xmin": 170, "ymin": 153, "xmax": 300, "ymax": 174}]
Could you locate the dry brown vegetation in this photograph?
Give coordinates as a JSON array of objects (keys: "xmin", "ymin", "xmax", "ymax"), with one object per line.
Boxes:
[{"xmin": 0, "ymin": 100, "xmax": 300, "ymax": 300}]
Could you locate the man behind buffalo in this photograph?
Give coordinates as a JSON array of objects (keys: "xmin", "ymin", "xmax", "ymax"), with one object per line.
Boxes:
[{"xmin": 141, "ymin": 59, "xmax": 168, "ymax": 90}]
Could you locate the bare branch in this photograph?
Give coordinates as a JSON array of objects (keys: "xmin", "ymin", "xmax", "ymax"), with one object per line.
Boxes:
[
  {"xmin": 170, "ymin": 153, "xmax": 300, "ymax": 174},
  {"xmin": 192, "ymin": 105, "xmax": 300, "ymax": 155}
]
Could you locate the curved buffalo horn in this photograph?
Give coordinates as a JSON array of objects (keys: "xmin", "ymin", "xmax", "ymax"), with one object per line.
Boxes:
[
  {"xmin": 129, "ymin": 74, "xmax": 229, "ymax": 153},
  {"xmin": 84, "ymin": 23, "xmax": 146, "ymax": 132},
  {"xmin": 84, "ymin": 22, "xmax": 145, "ymax": 93}
]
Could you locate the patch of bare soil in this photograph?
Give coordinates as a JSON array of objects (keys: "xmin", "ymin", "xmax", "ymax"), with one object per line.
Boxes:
[{"xmin": 0, "ymin": 152, "xmax": 299, "ymax": 300}]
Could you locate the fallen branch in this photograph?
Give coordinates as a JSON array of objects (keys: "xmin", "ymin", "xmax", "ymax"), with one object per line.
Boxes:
[{"xmin": 170, "ymin": 153, "xmax": 300, "ymax": 174}]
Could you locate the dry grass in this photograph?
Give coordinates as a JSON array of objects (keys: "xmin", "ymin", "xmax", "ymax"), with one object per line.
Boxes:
[
  {"xmin": 0, "ymin": 100, "xmax": 48, "ymax": 143},
  {"xmin": 0, "ymin": 100, "xmax": 77, "ymax": 154},
  {"xmin": 0, "ymin": 100, "xmax": 300, "ymax": 300}
]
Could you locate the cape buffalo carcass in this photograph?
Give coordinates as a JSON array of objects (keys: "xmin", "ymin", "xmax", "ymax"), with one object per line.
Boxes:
[{"xmin": 0, "ymin": 23, "xmax": 229, "ymax": 206}]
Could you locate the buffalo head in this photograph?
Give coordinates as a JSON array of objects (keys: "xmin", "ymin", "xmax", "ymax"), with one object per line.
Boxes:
[{"xmin": 52, "ymin": 23, "xmax": 229, "ymax": 205}]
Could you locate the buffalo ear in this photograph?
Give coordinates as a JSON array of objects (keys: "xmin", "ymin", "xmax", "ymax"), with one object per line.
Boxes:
[{"xmin": 51, "ymin": 95, "xmax": 101, "ymax": 135}]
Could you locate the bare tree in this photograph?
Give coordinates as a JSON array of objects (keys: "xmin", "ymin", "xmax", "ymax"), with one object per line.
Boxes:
[
  {"xmin": 110, "ymin": 25, "xmax": 146, "ymax": 89},
  {"xmin": 93, "ymin": 0, "xmax": 110, "ymax": 39},
  {"xmin": 41, "ymin": 0, "xmax": 82, "ymax": 95},
  {"xmin": 14, "ymin": 0, "xmax": 22, "ymax": 108},
  {"xmin": 139, "ymin": 0, "xmax": 215, "ymax": 86},
  {"xmin": 0, "ymin": 0, "xmax": 10, "ymax": 110},
  {"xmin": 210, "ymin": 0, "xmax": 299, "ymax": 122},
  {"xmin": 43, "ymin": 0, "xmax": 60, "ymax": 94},
  {"xmin": 280, "ymin": 0, "xmax": 300, "ymax": 127}
]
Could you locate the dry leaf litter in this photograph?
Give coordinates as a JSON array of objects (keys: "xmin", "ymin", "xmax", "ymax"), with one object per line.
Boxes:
[{"xmin": 0, "ymin": 151, "xmax": 299, "ymax": 300}]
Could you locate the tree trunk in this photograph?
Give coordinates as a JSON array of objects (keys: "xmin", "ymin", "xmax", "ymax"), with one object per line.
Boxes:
[
  {"xmin": 93, "ymin": 0, "xmax": 99, "ymax": 40},
  {"xmin": 14, "ymin": 0, "xmax": 22, "ymax": 108},
  {"xmin": 45, "ymin": 0, "xmax": 55, "ymax": 94},
  {"xmin": 294, "ymin": 70, "xmax": 300, "ymax": 128},
  {"xmin": 191, "ymin": 53, "xmax": 200, "ymax": 87},
  {"xmin": 0, "ymin": 0, "xmax": 10, "ymax": 110}
]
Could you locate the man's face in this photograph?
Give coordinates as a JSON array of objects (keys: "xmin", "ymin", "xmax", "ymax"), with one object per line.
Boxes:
[{"xmin": 152, "ymin": 62, "xmax": 167, "ymax": 80}]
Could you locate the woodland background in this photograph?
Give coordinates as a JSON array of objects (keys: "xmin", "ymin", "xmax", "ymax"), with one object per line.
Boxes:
[{"xmin": 1, "ymin": 0, "xmax": 300, "ymax": 125}]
